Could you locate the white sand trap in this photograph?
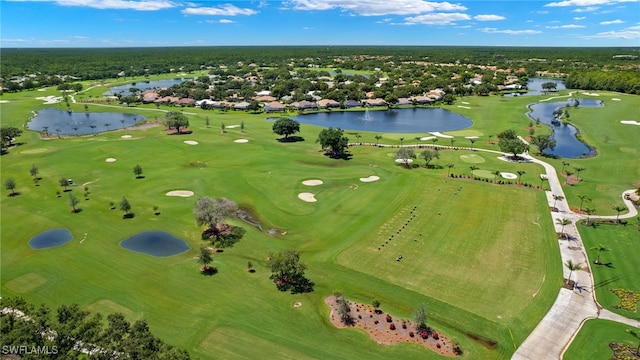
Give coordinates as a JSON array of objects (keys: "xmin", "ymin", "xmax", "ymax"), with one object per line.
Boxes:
[
  {"xmin": 420, "ymin": 136, "xmax": 436, "ymax": 141},
  {"xmin": 226, "ymin": 125, "xmax": 240, "ymax": 128},
  {"xmin": 184, "ymin": 140, "xmax": 198, "ymax": 145},
  {"xmin": 121, "ymin": 135, "xmax": 132, "ymax": 139},
  {"xmin": 461, "ymin": 101, "xmax": 470, "ymax": 104},
  {"xmin": 294, "ymin": 302, "xmax": 302, "ymax": 308},
  {"xmin": 37, "ymin": 89, "xmax": 47, "ymax": 92},
  {"xmin": 457, "ymin": 105, "xmax": 471, "ymax": 109},
  {"xmin": 500, "ymin": 172, "xmax": 518, "ymax": 179},
  {"xmin": 429, "ymin": 132, "xmax": 453, "ymax": 139},
  {"xmin": 106, "ymin": 158, "xmax": 117, "ymax": 163},
  {"xmin": 360, "ymin": 176, "xmax": 380, "ymax": 182},
  {"xmin": 166, "ymin": 190, "xmax": 195, "ymax": 197},
  {"xmin": 36, "ymin": 95, "xmax": 63, "ymax": 104},
  {"xmin": 620, "ymin": 120, "xmax": 640, "ymax": 126},
  {"xmin": 0, "ymin": 100, "xmax": 9, "ymax": 104},
  {"xmin": 464, "ymin": 136, "xmax": 479, "ymax": 139},
  {"xmin": 611, "ymin": 98, "xmax": 621, "ymax": 101},
  {"xmin": 234, "ymin": 139, "xmax": 249, "ymax": 143},
  {"xmin": 395, "ymin": 158, "xmax": 414, "ymax": 164},
  {"xmin": 298, "ymin": 192, "xmax": 317, "ymax": 202},
  {"xmin": 302, "ymin": 179, "xmax": 323, "ymax": 186},
  {"xmin": 583, "ymin": 92, "xmax": 600, "ymax": 96}
]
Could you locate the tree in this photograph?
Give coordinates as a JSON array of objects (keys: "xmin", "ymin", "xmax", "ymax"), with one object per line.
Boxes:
[
  {"xmin": 266, "ymin": 249, "xmax": 314, "ymax": 294},
  {"xmin": 221, "ymin": 122, "xmax": 226, "ymax": 133},
  {"xmin": 413, "ymin": 303, "xmax": 428, "ymax": 331},
  {"xmin": 104, "ymin": 123, "xmax": 111, "ymax": 131},
  {"xmin": 374, "ymin": 135, "xmax": 382, "ymax": 145},
  {"xmin": 372, "ymin": 299, "xmax": 381, "ymax": 311},
  {"xmin": 59, "ymin": 177, "xmax": 70, "ymax": 191},
  {"xmin": 30, "ymin": 164, "xmax": 40, "ymax": 183},
  {"xmin": 240, "ymin": 121, "xmax": 245, "ymax": 132},
  {"xmin": 272, "ymin": 118, "xmax": 300, "ymax": 140},
  {"xmin": 89, "ymin": 125, "xmax": 97, "ymax": 135},
  {"xmin": 69, "ymin": 193, "xmax": 80, "ymax": 213},
  {"xmin": 133, "ymin": 164, "xmax": 143, "ymax": 179},
  {"xmin": 556, "ymin": 218, "xmax": 572, "ymax": 239},
  {"xmin": 164, "ymin": 112, "xmax": 189, "ymax": 134},
  {"xmin": 446, "ymin": 163, "xmax": 455, "ymax": 176},
  {"xmin": 399, "ymin": 137, "xmax": 405, "ymax": 146},
  {"xmin": 590, "ymin": 244, "xmax": 609, "ymax": 265},
  {"xmin": 395, "ymin": 148, "xmax": 416, "ymax": 168},
  {"xmin": 583, "ymin": 207, "xmax": 596, "ymax": 226},
  {"xmin": 626, "ymin": 329, "xmax": 640, "ymax": 357},
  {"xmin": 565, "ymin": 259, "xmax": 582, "ymax": 285},
  {"xmin": 205, "ymin": 116, "xmax": 210, "ymax": 128},
  {"xmin": 317, "ymin": 127, "xmax": 349, "ymax": 158},
  {"xmin": 561, "ymin": 161, "xmax": 570, "ymax": 174},
  {"xmin": 450, "ymin": 138, "xmax": 456, "ymax": 147},
  {"xmin": 564, "ymin": 170, "xmax": 574, "ymax": 185},
  {"xmin": 497, "ymin": 129, "xmax": 517, "ymax": 140},
  {"xmin": 336, "ymin": 296, "xmax": 353, "ymax": 325},
  {"xmin": 493, "ymin": 170, "xmax": 501, "ymax": 183},
  {"xmin": 4, "ymin": 178, "xmax": 17, "ymax": 196},
  {"xmin": 552, "ymin": 194, "xmax": 564, "ymax": 210},
  {"xmin": 198, "ymin": 246, "xmax": 214, "ymax": 274},
  {"xmin": 420, "ymin": 149, "xmax": 439, "ymax": 168},
  {"xmin": 1, "ymin": 126, "xmax": 23, "ymax": 149},
  {"xmin": 119, "ymin": 196, "xmax": 131, "ymax": 216},
  {"xmin": 541, "ymin": 82, "xmax": 557, "ymax": 93},
  {"xmin": 498, "ymin": 138, "xmax": 527, "ymax": 158},
  {"xmin": 470, "ymin": 165, "xmax": 479, "ymax": 176},
  {"xmin": 577, "ymin": 194, "xmax": 590, "ymax": 212},
  {"xmin": 193, "ymin": 196, "xmax": 242, "ymax": 246},
  {"xmin": 531, "ymin": 134, "xmax": 557, "ymax": 155},
  {"xmin": 516, "ymin": 170, "xmax": 525, "ymax": 183},
  {"xmin": 573, "ymin": 167, "xmax": 585, "ymax": 181},
  {"xmin": 612, "ymin": 205, "xmax": 626, "ymax": 224}
]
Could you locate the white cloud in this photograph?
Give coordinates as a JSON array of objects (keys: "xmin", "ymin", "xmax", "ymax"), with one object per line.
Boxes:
[
  {"xmin": 474, "ymin": 14, "xmax": 505, "ymax": 21},
  {"xmin": 24, "ymin": 0, "xmax": 179, "ymax": 11},
  {"xmin": 600, "ymin": 19, "xmax": 625, "ymax": 24},
  {"xmin": 403, "ymin": 13, "xmax": 471, "ymax": 25},
  {"xmin": 283, "ymin": 0, "xmax": 467, "ymax": 16},
  {"xmin": 219, "ymin": 19, "xmax": 235, "ymax": 23},
  {"xmin": 545, "ymin": 0, "xmax": 637, "ymax": 7},
  {"xmin": 574, "ymin": 16, "xmax": 587, "ymax": 20},
  {"xmin": 546, "ymin": 24, "xmax": 586, "ymax": 28},
  {"xmin": 573, "ymin": 6, "xmax": 600, "ymax": 11},
  {"xmin": 182, "ymin": 4, "xmax": 258, "ymax": 16},
  {"xmin": 585, "ymin": 29, "xmax": 640, "ymax": 39},
  {"xmin": 479, "ymin": 27, "xmax": 542, "ymax": 35}
]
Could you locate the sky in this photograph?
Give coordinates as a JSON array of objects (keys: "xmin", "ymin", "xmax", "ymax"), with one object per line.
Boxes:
[{"xmin": 1, "ymin": 0, "xmax": 639, "ymax": 47}]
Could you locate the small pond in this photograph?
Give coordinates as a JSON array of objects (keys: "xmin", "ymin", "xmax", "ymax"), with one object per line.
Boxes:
[
  {"xmin": 29, "ymin": 229, "xmax": 73, "ymax": 249},
  {"xmin": 120, "ymin": 231, "xmax": 190, "ymax": 257},
  {"xmin": 289, "ymin": 108, "xmax": 472, "ymax": 133},
  {"xmin": 104, "ymin": 78, "xmax": 190, "ymax": 96},
  {"xmin": 527, "ymin": 98, "xmax": 603, "ymax": 158},
  {"xmin": 28, "ymin": 109, "xmax": 146, "ymax": 135},
  {"xmin": 504, "ymin": 78, "xmax": 567, "ymax": 97}
]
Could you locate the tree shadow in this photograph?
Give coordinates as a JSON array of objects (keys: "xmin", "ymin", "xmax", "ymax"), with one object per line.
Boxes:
[
  {"xmin": 135, "ymin": 176, "xmax": 145, "ymax": 179},
  {"xmin": 71, "ymin": 208, "xmax": 83, "ymax": 213},
  {"xmin": 277, "ymin": 136, "xmax": 305, "ymax": 143},
  {"xmin": 200, "ymin": 267, "xmax": 218, "ymax": 276},
  {"xmin": 122, "ymin": 213, "xmax": 135, "ymax": 219},
  {"xmin": 594, "ymin": 275, "xmax": 623, "ymax": 289},
  {"xmin": 7, "ymin": 192, "xmax": 21, "ymax": 197},
  {"xmin": 326, "ymin": 152, "xmax": 352, "ymax": 160}
]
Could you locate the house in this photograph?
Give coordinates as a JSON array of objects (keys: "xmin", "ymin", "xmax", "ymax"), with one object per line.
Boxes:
[
  {"xmin": 363, "ymin": 98, "xmax": 387, "ymax": 107},
  {"xmin": 264, "ymin": 101, "xmax": 286, "ymax": 112},
  {"xmin": 254, "ymin": 95, "xmax": 277, "ymax": 102},
  {"xmin": 344, "ymin": 99, "xmax": 362, "ymax": 108},
  {"xmin": 397, "ymin": 98, "xmax": 412, "ymax": 106},
  {"xmin": 256, "ymin": 90, "xmax": 271, "ymax": 96},
  {"xmin": 233, "ymin": 101, "xmax": 251, "ymax": 110},
  {"xmin": 290, "ymin": 100, "xmax": 318, "ymax": 111},
  {"xmin": 176, "ymin": 98, "xmax": 195, "ymax": 106},
  {"xmin": 411, "ymin": 95, "xmax": 434, "ymax": 104},
  {"xmin": 317, "ymin": 99, "xmax": 340, "ymax": 109}
]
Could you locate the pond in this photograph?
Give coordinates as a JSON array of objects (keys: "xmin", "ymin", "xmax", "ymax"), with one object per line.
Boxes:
[
  {"xmin": 104, "ymin": 78, "xmax": 190, "ymax": 96},
  {"xmin": 504, "ymin": 78, "xmax": 566, "ymax": 97},
  {"xmin": 289, "ymin": 108, "xmax": 472, "ymax": 133},
  {"xmin": 28, "ymin": 109, "xmax": 146, "ymax": 136},
  {"xmin": 29, "ymin": 229, "xmax": 73, "ymax": 249},
  {"xmin": 527, "ymin": 98, "xmax": 603, "ymax": 158},
  {"xmin": 120, "ymin": 231, "xmax": 190, "ymax": 257}
]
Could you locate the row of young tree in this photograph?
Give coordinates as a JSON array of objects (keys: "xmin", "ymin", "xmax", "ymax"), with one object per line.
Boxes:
[{"xmin": 1, "ymin": 297, "xmax": 190, "ymax": 359}]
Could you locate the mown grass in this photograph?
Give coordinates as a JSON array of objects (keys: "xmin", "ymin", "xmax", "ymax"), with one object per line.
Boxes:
[
  {"xmin": 564, "ymin": 319, "xmax": 640, "ymax": 360},
  {"xmin": 1, "ymin": 77, "xmax": 638, "ymax": 359}
]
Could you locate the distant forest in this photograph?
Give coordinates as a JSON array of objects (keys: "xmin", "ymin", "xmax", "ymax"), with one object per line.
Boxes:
[{"xmin": 2, "ymin": 46, "xmax": 639, "ymax": 94}]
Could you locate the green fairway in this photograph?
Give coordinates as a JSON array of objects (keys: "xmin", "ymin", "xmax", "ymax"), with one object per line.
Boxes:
[
  {"xmin": 2, "ymin": 78, "xmax": 638, "ymax": 359},
  {"xmin": 564, "ymin": 319, "xmax": 640, "ymax": 360}
]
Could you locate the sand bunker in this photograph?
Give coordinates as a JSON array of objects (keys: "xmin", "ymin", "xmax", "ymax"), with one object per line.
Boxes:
[
  {"xmin": 429, "ymin": 132, "xmax": 453, "ymax": 139},
  {"xmin": 35, "ymin": 96, "xmax": 63, "ymax": 104},
  {"xmin": 500, "ymin": 172, "xmax": 518, "ymax": 179},
  {"xmin": 293, "ymin": 302, "xmax": 302, "ymax": 308},
  {"xmin": 620, "ymin": 120, "xmax": 640, "ymax": 126},
  {"xmin": 457, "ymin": 105, "xmax": 471, "ymax": 109},
  {"xmin": 226, "ymin": 125, "xmax": 240, "ymax": 128},
  {"xmin": 302, "ymin": 179, "xmax": 323, "ymax": 186},
  {"xmin": 106, "ymin": 158, "xmax": 117, "ymax": 163},
  {"xmin": 20, "ymin": 148, "xmax": 48, "ymax": 154},
  {"xmin": 165, "ymin": 190, "xmax": 195, "ymax": 197},
  {"xmin": 121, "ymin": 135, "xmax": 132, "ymax": 139},
  {"xmin": 464, "ymin": 136, "xmax": 479, "ymax": 139},
  {"xmin": 0, "ymin": 100, "xmax": 9, "ymax": 104},
  {"xmin": 395, "ymin": 158, "xmax": 414, "ymax": 164},
  {"xmin": 234, "ymin": 139, "xmax": 249, "ymax": 143},
  {"xmin": 583, "ymin": 92, "xmax": 600, "ymax": 96},
  {"xmin": 184, "ymin": 140, "xmax": 198, "ymax": 145},
  {"xmin": 419, "ymin": 136, "xmax": 436, "ymax": 141},
  {"xmin": 360, "ymin": 176, "xmax": 380, "ymax": 182},
  {"xmin": 612, "ymin": 98, "xmax": 621, "ymax": 101},
  {"xmin": 298, "ymin": 193, "xmax": 317, "ymax": 202}
]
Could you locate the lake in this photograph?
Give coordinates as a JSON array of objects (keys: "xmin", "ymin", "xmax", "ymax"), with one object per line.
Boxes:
[
  {"xmin": 28, "ymin": 108, "xmax": 146, "ymax": 135},
  {"xmin": 120, "ymin": 231, "xmax": 190, "ymax": 257},
  {"xmin": 29, "ymin": 229, "xmax": 73, "ymax": 249},
  {"xmin": 104, "ymin": 78, "xmax": 190, "ymax": 96}
]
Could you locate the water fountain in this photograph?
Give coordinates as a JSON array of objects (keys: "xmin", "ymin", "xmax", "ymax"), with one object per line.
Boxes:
[{"xmin": 362, "ymin": 107, "xmax": 373, "ymax": 122}]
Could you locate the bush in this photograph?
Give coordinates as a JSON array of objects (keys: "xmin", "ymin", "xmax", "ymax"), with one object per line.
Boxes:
[{"xmin": 389, "ymin": 323, "xmax": 396, "ymax": 330}]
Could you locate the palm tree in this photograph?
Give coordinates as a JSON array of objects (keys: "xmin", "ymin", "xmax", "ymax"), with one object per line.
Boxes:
[
  {"xmin": 574, "ymin": 166, "xmax": 585, "ymax": 181},
  {"xmin": 432, "ymin": 137, "xmax": 438, "ymax": 145},
  {"xmin": 415, "ymin": 136, "xmax": 421, "ymax": 145},
  {"xmin": 612, "ymin": 205, "xmax": 626, "ymax": 224},
  {"xmin": 577, "ymin": 194, "xmax": 590, "ymax": 212},
  {"xmin": 354, "ymin": 133, "xmax": 361, "ymax": 144},
  {"xmin": 42, "ymin": 126, "xmax": 49, "ymax": 137},
  {"xmin": 72, "ymin": 127, "xmax": 79, "ymax": 136},
  {"xmin": 446, "ymin": 163, "xmax": 454, "ymax": 177},
  {"xmin": 556, "ymin": 218, "xmax": 572, "ymax": 239},
  {"xmin": 374, "ymin": 135, "xmax": 382, "ymax": 145},
  {"xmin": 469, "ymin": 138, "xmax": 476, "ymax": 146},
  {"xmin": 552, "ymin": 194, "xmax": 564, "ymax": 210},
  {"xmin": 450, "ymin": 138, "xmax": 456, "ymax": 147},
  {"xmin": 561, "ymin": 161, "xmax": 570, "ymax": 174},
  {"xmin": 399, "ymin": 137, "xmax": 404, "ymax": 146},
  {"xmin": 55, "ymin": 128, "xmax": 61, "ymax": 138},
  {"xmin": 89, "ymin": 125, "xmax": 97, "ymax": 135},
  {"xmin": 584, "ymin": 207, "xmax": 596, "ymax": 226},
  {"xmin": 565, "ymin": 259, "xmax": 582, "ymax": 285},
  {"xmin": 120, "ymin": 119, "xmax": 126, "ymax": 129},
  {"xmin": 470, "ymin": 165, "xmax": 479, "ymax": 177},
  {"xmin": 540, "ymin": 175, "xmax": 548, "ymax": 190},
  {"xmin": 516, "ymin": 170, "xmax": 525, "ymax": 183},
  {"xmin": 104, "ymin": 123, "xmax": 111, "ymax": 131},
  {"xmin": 488, "ymin": 134, "xmax": 494, "ymax": 143},
  {"xmin": 590, "ymin": 244, "xmax": 609, "ymax": 264},
  {"xmin": 493, "ymin": 170, "xmax": 501, "ymax": 183},
  {"xmin": 564, "ymin": 170, "xmax": 574, "ymax": 185}
]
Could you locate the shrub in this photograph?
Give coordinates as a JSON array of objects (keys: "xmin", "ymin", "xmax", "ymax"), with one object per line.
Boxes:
[
  {"xmin": 389, "ymin": 323, "xmax": 396, "ymax": 330},
  {"xmin": 420, "ymin": 331, "xmax": 429, "ymax": 339},
  {"xmin": 386, "ymin": 314, "xmax": 392, "ymax": 323},
  {"xmin": 409, "ymin": 331, "xmax": 414, "ymax": 337}
]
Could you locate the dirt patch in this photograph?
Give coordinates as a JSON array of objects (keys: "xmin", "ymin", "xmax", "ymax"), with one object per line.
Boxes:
[{"xmin": 325, "ymin": 296, "xmax": 460, "ymax": 357}]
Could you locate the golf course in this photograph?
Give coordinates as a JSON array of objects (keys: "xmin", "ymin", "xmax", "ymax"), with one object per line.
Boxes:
[{"xmin": 1, "ymin": 72, "xmax": 639, "ymax": 359}]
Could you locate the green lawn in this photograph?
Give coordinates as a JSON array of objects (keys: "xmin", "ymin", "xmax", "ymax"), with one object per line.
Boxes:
[
  {"xmin": 564, "ymin": 319, "xmax": 640, "ymax": 360},
  {"xmin": 1, "ymin": 79, "xmax": 638, "ymax": 359}
]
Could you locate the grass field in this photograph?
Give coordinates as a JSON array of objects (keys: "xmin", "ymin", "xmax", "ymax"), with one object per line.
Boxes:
[
  {"xmin": 1, "ymin": 76, "xmax": 638, "ymax": 359},
  {"xmin": 564, "ymin": 319, "xmax": 640, "ymax": 360}
]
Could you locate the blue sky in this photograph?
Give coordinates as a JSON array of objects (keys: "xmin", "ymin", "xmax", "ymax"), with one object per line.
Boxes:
[{"xmin": 2, "ymin": 0, "xmax": 639, "ymax": 47}]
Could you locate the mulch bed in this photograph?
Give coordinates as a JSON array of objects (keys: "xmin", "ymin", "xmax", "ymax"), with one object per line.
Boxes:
[{"xmin": 325, "ymin": 296, "xmax": 460, "ymax": 357}]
